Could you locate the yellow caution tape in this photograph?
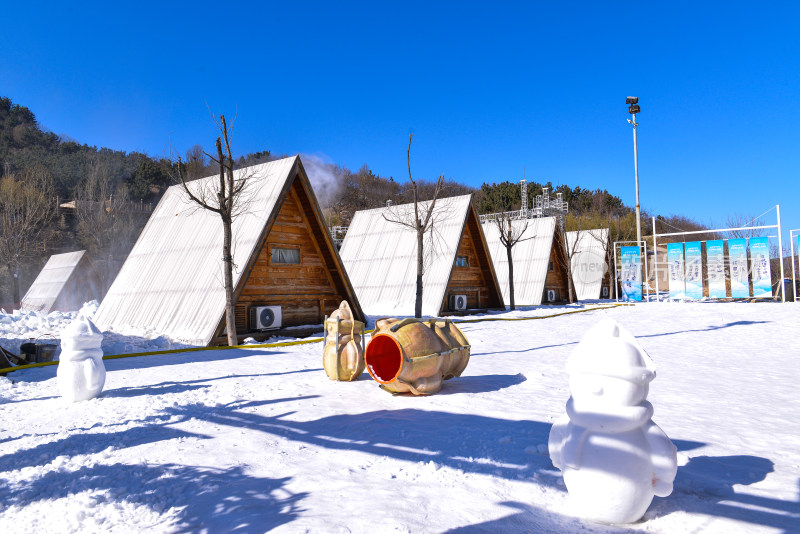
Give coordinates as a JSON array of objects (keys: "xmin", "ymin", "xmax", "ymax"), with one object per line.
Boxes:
[
  {"xmin": 0, "ymin": 303, "xmax": 631, "ymax": 375},
  {"xmin": 453, "ymin": 303, "xmax": 631, "ymax": 323}
]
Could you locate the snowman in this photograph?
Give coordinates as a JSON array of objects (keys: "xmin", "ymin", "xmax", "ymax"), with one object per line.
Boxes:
[
  {"xmin": 548, "ymin": 319, "xmax": 677, "ymax": 524},
  {"xmin": 57, "ymin": 315, "xmax": 106, "ymax": 402}
]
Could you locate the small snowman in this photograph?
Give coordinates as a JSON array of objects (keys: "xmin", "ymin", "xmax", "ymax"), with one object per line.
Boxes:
[
  {"xmin": 57, "ymin": 315, "xmax": 106, "ymax": 402},
  {"xmin": 548, "ymin": 319, "xmax": 677, "ymax": 524}
]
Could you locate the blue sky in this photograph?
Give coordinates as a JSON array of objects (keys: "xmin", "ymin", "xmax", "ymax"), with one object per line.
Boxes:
[{"xmin": 3, "ymin": 2, "xmax": 799, "ymax": 240}]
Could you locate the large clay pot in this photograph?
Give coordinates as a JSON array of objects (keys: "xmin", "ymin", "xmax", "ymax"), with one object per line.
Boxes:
[
  {"xmin": 322, "ymin": 301, "xmax": 365, "ymax": 381},
  {"xmin": 365, "ymin": 317, "xmax": 470, "ymax": 395}
]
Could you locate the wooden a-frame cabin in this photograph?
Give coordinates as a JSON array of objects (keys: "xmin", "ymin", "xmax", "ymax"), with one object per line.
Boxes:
[
  {"xmin": 339, "ymin": 194, "xmax": 504, "ymax": 317},
  {"xmin": 482, "ymin": 217, "xmax": 573, "ymax": 305},
  {"xmin": 94, "ymin": 156, "xmax": 364, "ymax": 346}
]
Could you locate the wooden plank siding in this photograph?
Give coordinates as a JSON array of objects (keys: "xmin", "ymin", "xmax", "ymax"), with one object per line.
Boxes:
[
  {"xmin": 601, "ymin": 245, "xmax": 613, "ymax": 298},
  {"xmin": 443, "ymin": 206, "xmax": 505, "ymax": 312},
  {"xmin": 235, "ymin": 177, "xmax": 346, "ymax": 330},
  {"xmin": 544, "ymin": 226, "xmax": 571, "ymax": 302}
]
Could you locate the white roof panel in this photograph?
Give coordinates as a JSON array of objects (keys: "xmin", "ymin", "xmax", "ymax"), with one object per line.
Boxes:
[
  {"xmin": 93, "ymin": 157, "xmax": 298, "ymax": 345},
  {"xmin": 567, "ymin": 228, "xmax": 609, "ymax": 300},
  {"xmin": 21, "ymin": 250, "xmax": 87, "ymax": 312},
  {"xmin": 482, "ymin": 217, "xmax": 557, "ymax": 306},
  {"xmin": 339, "ymin": 195, "xmax": 472, "ymax": 317}
]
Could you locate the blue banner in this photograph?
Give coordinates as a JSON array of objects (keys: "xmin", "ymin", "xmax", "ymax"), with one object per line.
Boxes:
[
  {"xmin": 666, "ymin": 243, "xmax": 685, "ymax": 299},
  {"xmin": 684, "ymin": 242, "xmax": 703, "ymax": 299},
  {"xmin": 728, "ymin": 238, "xmax": 750, "ymax": 298},
  {"xmin": 706, "ymin": 240, "xmax": 726, "ymax": 298},
  {"xmin": 750, "ymin": 236, "xmax": 772, "ymax": 298},
  {"xmin": 620, "ymin": 246, "xmax": 642, "ymax": 301}
]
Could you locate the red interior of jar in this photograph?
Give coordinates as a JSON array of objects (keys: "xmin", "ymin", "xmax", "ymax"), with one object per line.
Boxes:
[{"xmin": 365, "ymin": 334, "xmax": 403, "ymax": 383}]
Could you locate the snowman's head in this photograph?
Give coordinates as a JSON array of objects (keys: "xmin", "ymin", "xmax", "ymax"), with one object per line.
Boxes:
[
  {"xmin": 60, "ymin": 315, "xmax": 104, "ymax": 354},
  {"xmin": 566, "ymin": 319, "xmax": 655, "ymax": 407}
]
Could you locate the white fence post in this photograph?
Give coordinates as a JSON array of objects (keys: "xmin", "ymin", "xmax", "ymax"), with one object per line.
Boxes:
[
  {"xmin": 791, "ymin": 229, "xmax": 798, "ymax": 303},
  {"xmin": 776, "ymin": 205, "xmax": 785, "ymax": 303},
  {"xmin": 653, "ymin": 217, "xmax": 660, "ymax": 302}
]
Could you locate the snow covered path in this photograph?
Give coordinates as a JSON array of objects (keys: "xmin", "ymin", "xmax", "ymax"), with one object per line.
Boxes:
[{"xmin": 1, "ymin": 302, "xmax": 799, "ymax": 533}]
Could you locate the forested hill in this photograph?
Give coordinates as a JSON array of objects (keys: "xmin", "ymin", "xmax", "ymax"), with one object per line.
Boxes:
[
  {"xmin": 1, "ymin": 95, "xmax": 680, "ymax": 305},
  {"xmin": 1, "ymin": 96, "xmax": 633, "ymax": 223},
  {"xmin": 0, "ymin": 97, "xmax": 173, "ymax": 202}
]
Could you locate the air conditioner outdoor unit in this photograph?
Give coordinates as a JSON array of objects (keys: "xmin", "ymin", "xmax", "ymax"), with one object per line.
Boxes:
[
  {"xmin": 546, "ymin": 289, "xmax": 557, "ymax": 302},
  {"xmin": 601, "ymin": 286, "xmax": 609, "ymax": 298},
  {"xmin": 250, "ymin": 306, "xmax": 282, "ymax": 330},
  {"xmin": 449, "ymin": 294, "xmax": 467, "ymax": 311}
]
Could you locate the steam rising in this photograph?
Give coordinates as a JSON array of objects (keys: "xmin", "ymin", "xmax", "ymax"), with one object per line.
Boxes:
[{"xmin": 301, "ymin": 154, "xmax": 341, "ymax": 208}]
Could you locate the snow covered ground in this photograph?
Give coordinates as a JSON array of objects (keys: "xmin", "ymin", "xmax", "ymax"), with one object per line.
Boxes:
[
  {"xmin": 0, "ymin": 301, "xmax": 194, "ymax": 358},
  {"xmin": 1, "ymin": 301, "xmax": 799, "ymax": 533}
]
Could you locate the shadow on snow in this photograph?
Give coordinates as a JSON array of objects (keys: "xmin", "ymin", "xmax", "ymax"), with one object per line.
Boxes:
[
  {"xmin": 638, "ymin": 320, "xmax": 770, "ymax": 339},
  {"xmin": 649, "ymin": 455, "xmax": 800, "ymax": 532},
  {"xmin": 443, "ymin": 501, "xmax": 637, "ymax": 533},
  {"xmin": 0, "ymin": 395, "xmax": 309, "ymax": 532},
  {"xmin": 2, "ymin": 347, "xmax": 298, "ymax": 384},
  {"xmin": 166, "ymin": 401, "xmax": 558, "ymax": 483},
  {"xmin": 0, "ymin": 462, "xmax": 305, "ymax": 533}
]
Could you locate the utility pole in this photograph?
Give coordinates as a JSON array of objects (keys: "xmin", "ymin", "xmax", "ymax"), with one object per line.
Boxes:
[{"xmin": 627, "ymin": 97, "xmax": 642, "ymax": 246}]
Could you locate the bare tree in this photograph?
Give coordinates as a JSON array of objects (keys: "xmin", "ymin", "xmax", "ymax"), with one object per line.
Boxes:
[
  {"xmin": 494, "ymin": 214, "xmax": 534, "ymax": 310},
  {"xmin": 382, "ymin": 134, "xmax": 444, "ymax": 318},
  {"xmin": 185, "ymin": 144, "xmax": 210, "ymax": 179},
  {"xmin": 560, "ymin": 216, "xmax": 585, "ymax": 303},
  {"xmin": 0, "ymin": 165, "xmax": 56, "ymax": 303},
  {"xmin": 726, "ymin": 213, "xmax": 766, "ymax": 240},
  {"xmin": 586, "ymin": 225, "xmax": 614, "ymax": 299},
  {"xmin": 76, "ymin": 159, "xmax": 148, "ymax": 293},
  {"xmin": 484, "ymin": 184, "xmax": 535, "ymax": 310},
  {"xmin": 175, "ymin": 114, "xmax": 254, "ymax": 346}
]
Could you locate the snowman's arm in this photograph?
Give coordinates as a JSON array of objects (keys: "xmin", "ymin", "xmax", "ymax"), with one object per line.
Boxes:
[
  {"xmin": 548, "ymin": 416, "xmax": 571, "ymax": 470},
  {"xmin": 644, "ymin": 421, "xmax": 678, "ymax": 497},
  {"xmin": 84, "ymin": 358, "xmax": 100, "ymax": 390}
]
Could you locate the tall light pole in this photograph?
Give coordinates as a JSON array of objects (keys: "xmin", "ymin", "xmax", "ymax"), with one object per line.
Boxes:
[{"xmin": 627, "ymin": 96, "xmax": 642, "ymax": 246}]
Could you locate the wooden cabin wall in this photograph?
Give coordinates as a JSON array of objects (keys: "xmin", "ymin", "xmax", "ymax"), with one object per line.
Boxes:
[
  {"xmin": 235, "ymin": 179, "xmax": 345, "ymax": 331},
  {"xmin": 444, "ymin": 214, "xmax": 503, "ymax": 311},
  {"xmin": 601, "ymin": 256, "xmax": 613, "ymax": 298},
  {"xmin": 601, "ymin": 244, "xmax": 613, "ymax": 298},
  {"xmin": 544, "ymin": 235, "xmax": 570, "ymax": 302}
]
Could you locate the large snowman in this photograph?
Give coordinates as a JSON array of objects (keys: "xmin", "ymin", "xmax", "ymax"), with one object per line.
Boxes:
[
  {"xmin": 57, "ymin": 315, "xmax": 106, "ymax": 402},
  {"xmin": 548, "ymin": 319, "xmax": 677, "ymax": 524}
]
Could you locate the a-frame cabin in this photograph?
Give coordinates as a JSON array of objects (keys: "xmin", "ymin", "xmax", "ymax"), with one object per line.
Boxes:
[
  {"xmin": 482, "ymin": 216, "xmax": 572, "ymax": 305},
  {"xmin": 567, "ymin": 228, "xmax": 612, "ymax": 300},
  {"xmin": 339, "ymin": 194, "xmax": 504, "ymax": 317},
  {"xmin": 21, "ymin": 250, "xmax": 102, "ymax": 313},
  {"xmin": 94, "ymin": 156, "xmax": 364, "ymax": 346}
]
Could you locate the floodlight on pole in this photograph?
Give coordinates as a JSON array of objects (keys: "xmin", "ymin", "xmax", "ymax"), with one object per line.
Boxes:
[{"xmin": 627, "ymin": 96, "xmax": 642, "ymax": 248}]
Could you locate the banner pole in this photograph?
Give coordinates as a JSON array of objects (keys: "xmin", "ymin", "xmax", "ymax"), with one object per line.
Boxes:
[
  {"xmin": 643, "ymin": 240, "xmax": 650, "ymax": 301},
  {"xmin": 614, "ymin": 242, "xmax": 619, "ymax": 303}
]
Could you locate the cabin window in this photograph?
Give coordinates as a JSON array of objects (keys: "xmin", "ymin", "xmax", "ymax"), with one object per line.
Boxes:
[
  {"xmin": 272, "ymin": 246, "xmax": 301, "ymax": 264},
  {"xmin": 548, "ymin": 261, "xmax": 554, "ymax": 271},
  {"xmin": 456, "ymin": 256, "xmax": 469, "ymax": 267}
]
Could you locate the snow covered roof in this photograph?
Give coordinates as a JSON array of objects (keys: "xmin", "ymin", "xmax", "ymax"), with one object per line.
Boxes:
[
  {"xmin": 21, "ymin": 250, "xmax": 98, "ymax": 313},
  {"xmin": 566, "ymin": 228, "xmax": 610, "ymax": 300},
  {"xmin": 93, "ymin": 156, "xmax": 315, "ymax": 345},
  {"xmin": 339, "ymin": 195, "xmax": 474, "ymax": 317},
  {"xmin": 482, "ymin": 217, "xmax": 557, "ymax": 306}
]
